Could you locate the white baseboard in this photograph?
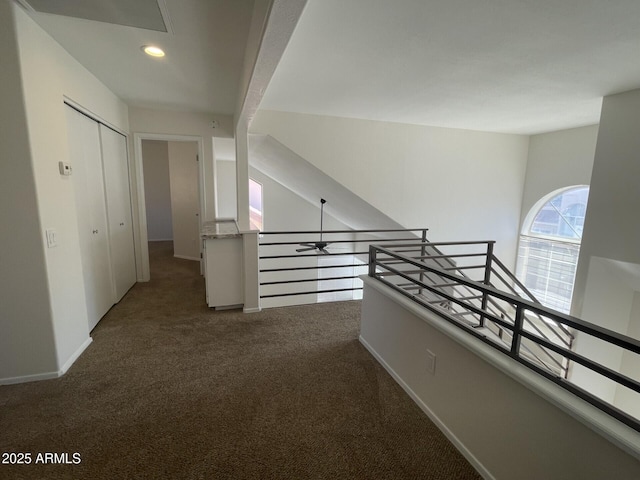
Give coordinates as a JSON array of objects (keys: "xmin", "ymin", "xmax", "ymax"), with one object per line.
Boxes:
[
  {"xmin": 1, "ymin": 370, "xmax": 60, "ymax": 385},
  {"xmin": 0, "ymin": 337, "xmax": 93, "ymax": 385},
  {"xmin": 174, "ymin": 254, "xmax": 200, "ymax": 261},
  {"xmin": 359, "ymin": 335, "xmax": 494, "ymax": 480},
  {"xmin": 243, "ymin": 307, "xmax": 262, "ymax": 313},
  {"xmin": 59, "ymin": 336, "xmax": 93, "ymax": 376}
]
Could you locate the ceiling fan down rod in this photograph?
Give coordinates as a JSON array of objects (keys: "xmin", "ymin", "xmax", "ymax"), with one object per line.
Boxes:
[{"xmin": 320, "ymin": 198, "xmax": 326, "ymax": 243}]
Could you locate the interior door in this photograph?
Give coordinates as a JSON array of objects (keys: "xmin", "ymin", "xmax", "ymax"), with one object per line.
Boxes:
[
  {"xmin": 100, "ymin": 124, "xmax": 137, "ymax": 301},
  {"xmin": 168, "ymin": 141, "xmax": 201, "ymax": 260},
  {"xmin": 65, "ymin": 107, "xmax": 114, "ymax": 331}
]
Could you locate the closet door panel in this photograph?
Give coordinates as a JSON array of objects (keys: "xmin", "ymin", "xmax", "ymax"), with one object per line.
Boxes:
[
  {"xmin": 65, "ymin": 107, "xmax": 114, "ymax": 331},
  {"xmin": 100, "ymin": 125, "xmax": 136, "ymax": 301}
]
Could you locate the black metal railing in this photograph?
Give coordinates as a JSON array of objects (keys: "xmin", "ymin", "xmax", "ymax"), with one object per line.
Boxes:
[
  {"xmin": 258, "ymin": 228, "xmax": 428, "ymax": 307},
  {"xmin": 368, "ymin": 242, "xmax": 640, "ymax": 432},
  {"xmin": 367, "ymin": 239, "xmax": 574, "ymax": 377}
]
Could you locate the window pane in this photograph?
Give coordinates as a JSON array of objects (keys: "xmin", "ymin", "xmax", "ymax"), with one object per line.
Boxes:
[
  {"xmin": 516, "ymin": 236, "xmax": 580, "ymax": 314},
  {"xmin": 249, "ymin": 179, "xmax": 263, "ymax": 231},
  {"xmin": 530, "ymin": 187, "xmax": 589, "ymax": 240}
]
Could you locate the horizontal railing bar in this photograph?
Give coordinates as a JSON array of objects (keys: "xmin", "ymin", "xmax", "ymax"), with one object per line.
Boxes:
[
  {"xmin": 260, "ymin": 275, "xmax": 361, "ymax": 286},
  {"xmin": 260, "ymin": 264, "xmax": 365, "ymax": 273},
  {"xmin": 431, "ymin": 282, "xmax": 463, "ymax": 288},
  {"xmin": 442, "ymin": 264, "xmax": 486, "ymax": 271},
  {"xmin": 379, "ymin": 271, "xmax": 562, "ymax": 376},
  {"xmin": 375, "ymin": 260, "xmax": 514, "ymax": 332},
  {"xmin": 484, "ymin": 288, "xmax": 571, "ymax": 350},
  {"xmin": 377, "ymin": 260, "xmax": 488, "ymax": 273},
  {"xmin": 259, "ymin": 237, "xmax": 419, "ymax": 246},
  {"xmin": 260, "ymin": 287, "xmax": 363, "ymax": 299},
  {"xmin": 377, "ymin": 269, "xmax": 437, "ymax": 277},
  {"xmin": 519, "ymin": 330, "xmax": 640, "ymax": 394},
  {"xmin": 491, "ymin": 258, "xmax": 573, "ymax": 341},
  {"xmin": 260, "ymin": 251, "xmax": 369, "ymax": 259},
  {"xmin": 413, "ymin": 252, "xmax": 487, "ymax": 260},
  {"xmin": 371, "ymin": 245, "xmax": 640, "ymax": 355},
  {"xmin": 375, "ymin": 275, "xmax": 511, "ymax": 352},
  {"xmin": 490, "ymin": 325, "xmax": 565, "ymax": 371},
  {"xmin": 370, "ymin": 240, "xmax": 496, "ymax": 249},
  {"xmin": 260, "ymin": 228, "xmax": 427, "ymax": 235},
  {"xmin": 455, "ymin": 295, "xmax": 484, "ymax": 301},
  {"xmin": 519, "ymin": 342, "xmax": 564, "ymax": 371},
  {"xmin": 452, "ymin": 311, "xmax": 480, "ymax": 317},
  {"xmin": 521, "ymin": 359, "xmax": 640, "ymax": 432}
]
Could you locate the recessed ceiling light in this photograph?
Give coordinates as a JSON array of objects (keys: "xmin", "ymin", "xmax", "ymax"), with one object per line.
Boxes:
[{"xmin": 142, "ymin": 45, "xmax": 165, "ymax": 58}]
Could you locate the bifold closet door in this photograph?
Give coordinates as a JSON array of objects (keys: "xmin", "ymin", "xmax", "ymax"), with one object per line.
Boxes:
[
  {"xmin": 65, "ymin": 107, "xmax": 115, "ymax": 331},
  {"xmin": 100, "ymin": 125, "xmax": 137, "ymax": 301}
]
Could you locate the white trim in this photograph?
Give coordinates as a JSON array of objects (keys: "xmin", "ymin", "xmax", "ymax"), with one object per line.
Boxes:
[
  {"xmin": 58, "ymin": 337, "xmax": 93, "ymax": 375},
  {"xmin": 361, "ymin": 275, "xmax": 640, "ymax": 461},
  {"xmin": 133, "ymin": 133, "xmax": 206, "ymax": 282},
  {"xmin": 157, "ymin": 0, "xmax": 174, "ymax": 35},
  {"xmin": 243, "ymin": 307, "xmax": 262, "ymax": 314},
  {"xmin": 1, "ymin": 337, "xmax": 92, "ymax": 385},
  {"xmin": 63, "ymin": 97, "xmax": 128, "ymax": 137},
  {"xmin": 0, "ymin": 370, "xmax": 60, "ymax": 385},
  {"xmin": 359, "ymin": 335, "xmax": 494, "ymax": 480}
]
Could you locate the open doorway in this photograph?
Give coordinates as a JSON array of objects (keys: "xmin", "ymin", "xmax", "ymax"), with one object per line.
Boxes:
[{"xmin": 136, "ymin": 136, "xmax": 204, "ymax": 279}]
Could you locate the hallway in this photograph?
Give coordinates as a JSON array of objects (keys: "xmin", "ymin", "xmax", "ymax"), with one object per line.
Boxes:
[{"xmin": 0, "ymin": 243, "xmax": 479, "ymax": 479}]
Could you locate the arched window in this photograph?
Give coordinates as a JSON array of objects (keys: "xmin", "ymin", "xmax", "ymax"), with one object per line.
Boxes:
[{"xmin": 516, "ymin": 186, "xmax": 589, "ymax": 314}]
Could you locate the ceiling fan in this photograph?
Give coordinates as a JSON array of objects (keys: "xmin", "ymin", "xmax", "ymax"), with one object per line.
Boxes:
[{"xmin": 296, "ymin": 198, "xmax": 332, "ymax": 254}]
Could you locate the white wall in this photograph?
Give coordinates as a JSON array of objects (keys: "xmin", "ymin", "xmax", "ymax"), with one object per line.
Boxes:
[
  {"xmin": 574, "ymin": 89, "xmax": 640, "ymax": 318},
  {"xmin": 142, "ymin": 140, "xmax": 173, "ymax": 241},
  {"xmin": 360, "ymin": 278, "xmax": 640, "ymax": 479},
  {"xmin": 250, "ymin": 110, "xmax": 529, "ymax": 267},
  {"xmin": 616, "ymin": 291, "xmax": 640, "ymax": 418},
  {"xmin": 571, "ymin": 257, "xmax": 636, "ymax": 403},
  {"xmin": 128, "ymin": 107, "xmax": 234, "ymax": 223},
  {"xmin": 0, "ymin": 0, "xmax": 58, "ymax": 381},
  {"xmin": 1, "ymin": 3, "xmax": 130, "ymax": 382},
  {"xmin": 216, "ymin": 160, "xmax": 238, "ymax": 219},
  {"xmin": 168, "ymin": 141, "xmax": 200, "ymax": 260},
  {"xmin": 520, "ymin": 125, "xmax": 598, "ymax": 226}
]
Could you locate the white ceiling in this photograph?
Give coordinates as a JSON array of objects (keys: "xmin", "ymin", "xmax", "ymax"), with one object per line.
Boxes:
[
  {"xmin": 21, "ymin": 0, "xmax": 255, "ymax": 115},
  {"xmin": 260, "ymin": 0, "xmax": 640, "ymax": 134},
  {"xmin": 19, "ymin": 0, "xmax": 640, "ymax": 134}
]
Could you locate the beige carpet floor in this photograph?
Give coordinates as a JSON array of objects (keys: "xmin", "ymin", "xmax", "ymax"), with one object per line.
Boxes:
[{"xmin": 0, "ymin": 241, "xmax": 481, "ymax": 479}]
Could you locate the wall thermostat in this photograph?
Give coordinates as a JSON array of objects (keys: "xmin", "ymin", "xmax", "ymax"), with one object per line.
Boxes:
[{"xmin": 58, "ymin": 161, "xmax": 72, "ymax": 176}]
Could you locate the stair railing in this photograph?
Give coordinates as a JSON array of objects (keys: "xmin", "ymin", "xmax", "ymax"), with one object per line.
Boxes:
[
  {"xmin": 369, "ymin": 240, "xmax": 574, "ymax": 378},
  {"xmin": 368, "ymin": 243, "xmax": 640, "ymax": 432}
]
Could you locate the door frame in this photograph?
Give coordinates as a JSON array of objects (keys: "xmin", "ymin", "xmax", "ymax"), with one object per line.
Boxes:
[{"xmin": 133, "ymin": 133, "xmax": 205, "ymax": 281}]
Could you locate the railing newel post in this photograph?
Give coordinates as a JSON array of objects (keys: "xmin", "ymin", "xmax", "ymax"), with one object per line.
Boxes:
[
  {"xmin": 479, "ymin": 241, "xmax": 494, "ymax": 328},
  {"xmin": 368, "ymin": 245, "xmax": 377, "ymax": 277},
  {"xmin": 511, "ymin": 305, "xmax": 525, "ymax": 357},
  {"xmin": 419, "ymin": 229, "xmax": 428, "ymax": 296}
]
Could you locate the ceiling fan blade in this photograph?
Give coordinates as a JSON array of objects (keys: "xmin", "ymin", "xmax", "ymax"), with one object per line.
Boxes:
[
  {"xmin": 319, "ymin": 248, "xmax": 330, "ymax": 255},
  {"xmin": 296, "ymin": 247, "xmax": 316, "ymax": 252}
]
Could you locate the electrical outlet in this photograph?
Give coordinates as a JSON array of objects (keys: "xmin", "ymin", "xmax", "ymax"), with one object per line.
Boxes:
[
  {"xmin": 426, "ymin": 349, "xmax": 436, "ymax": 374},
  {"xmin": 45, "ymin": 228, "xmax": 57, "ymax": 248}
]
